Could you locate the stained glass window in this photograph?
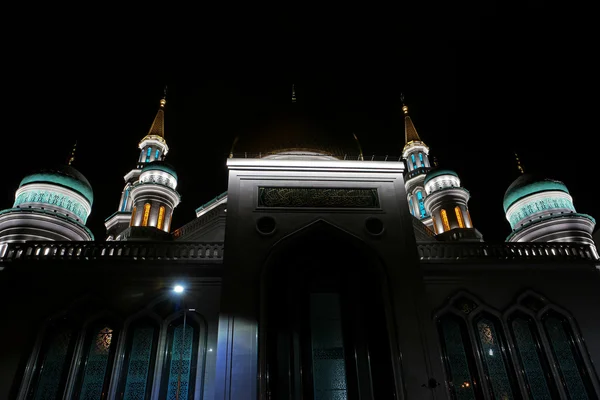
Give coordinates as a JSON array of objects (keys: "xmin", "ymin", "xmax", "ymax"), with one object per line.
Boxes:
[
  {"xmin": 417, "ymin": 191, "xmax": 427, "ymax": 218},
  {"xmin": 441, "ymin": 209, "xmax": 450, "ymax": 231},
  {"xmin": 157, "ymin": 206, "xmax": 166, "ymax": 230},
  {"xmin": 509, "ymin": 314, "xmax": 557, "ymax": 399},
  {"xmin": 438, "ymin": 315, "xmax": 481, "ymax": 400},
  {"xmin": 142, "ymin": 203, "xmax": 151, "ymax": 227},
  {"xmin": 121, "ymin": 322, "xmax": 158, "ymax": 400},
  {"xmin": 146, "ymin": 147, "xmax": 152, "ymax": 162},
  {"xmin": 29, "ymin": 320, "xmax": 75, "ymax": 400},
  {"xmin": 76, "ymin": 325, "xmax": 117, "ymax": 400},
  {"xmin": 455, "ymin": 207, "xmax": 465, "ymax": 228},
  {"xmin": 474, "ymin": 316, "xmax": 516, "ymax": 400},
  {"xmin": 160, "ymin": 318, "xmax": 198, "ymax": 400},
  {"xmin": 543, "ymin": 312, "xmax": 594, "ymax": 399}
]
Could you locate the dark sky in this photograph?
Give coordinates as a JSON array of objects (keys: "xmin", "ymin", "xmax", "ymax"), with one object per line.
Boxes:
[{"xmin": 2, "ymin": 4, "xmax": 598, "ymax": 242}]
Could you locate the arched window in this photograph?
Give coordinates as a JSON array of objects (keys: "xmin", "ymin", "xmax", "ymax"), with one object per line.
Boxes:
[
  {"xmin": 431, "ymin": 215, "xmax": 438, "ymax": 234},
  {"xmin": 437, "ymin": 314, "xmax": 483, "ymax": 399},
  {"xmin": 27, "ymin": 318, "xmax": 77, "ymax": 399},
  {"xmin": 455, "ymin": 206, "xmax": 465, "ymax": 228},
  {"xmin": 441, "ymin": 209, "xmax": 450, "ymax": 231},
  {"xmin": 419, "ymin": 152, "xmax": 425, "ymax": 167},
  {"xmin": 142, "ymin": 203, "xmax": 151, "ymax": 227},
  {"xmin": 73, "ymin": 323, "xmax": 119, "ymax": 399},
  {"xmin": 121, "ymin": 188, "xmax": 130, "ymax": 212},
  {"xmin": 465, "ymin": 210, "xmax": 473, "ymax": 226},
  {"xmin": 473, "ymin": 314, "xmax": 519, "ymax": 399},
  {"xmin": 411, "ymin": 153, "xmax": 417, "ymax": 170},
  {"xmin": 157, "ymin": 206, "xmax": 166, "ymax": 230},
  {"xmin": 417, "ymin": 191, "xmax": 427, "ymax": 218},
  {"xmin": 145, "ymin": 147, "xmax": 152, "ymax": 162},
  {"xmin": 130, "ymin": 206, "xmax": 137, "ymax": 227},
  {"xmin": 155, "ymin": 149, "xmax": 160, "ymax": 160},
  {"xmin": 118, "ymin": 319, "xmax": 159, "ymax": 400},
  {"xmin": 542, "ymin": 311, "xmax": 597, "ymax": 398},
  {"xmin": 508, "ymin": 312, "xmax": 558, "ymax": 399},
  {"xmin": 159, "ymin": 316, "xmax": 200, "ymax": 400}
]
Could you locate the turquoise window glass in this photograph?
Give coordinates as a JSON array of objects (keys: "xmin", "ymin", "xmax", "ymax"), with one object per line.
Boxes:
[
  {"xmin": 155, "ymin": 149, "xmax": 160, "ymax": 160},
  {"xmin": 162, "ymin": 321, "xmax": 197, "ymax": 400},
  {"xmin": 30, "ymin": 321, "xmax": 75, "ymax": 400},
  {"xmin": 310, "ymin": 292, "xmax": 348, "ymax": 400},
  {"xmin": 121, "ymin": 189, "xmax": 130, "ymax": 211},
  {"xmin": 543, "ymin": 313, "xmax": 594, "ymax": 399},
  {"xmin": 419, "ymin": 152, "xmax": 425, "ymax": 167},
  {"xmin": 77, "ymin": 326, "xmax": 117, "ymax": 399},
  {"xmin": 146, "ymin": 148, "xmax": 152, "ymax": 162},
  {"xmin": 475, "ymin": 316, "xmax": 516, "ymax": 400},
  {"xmin": 122, "ymin": 324, "xmax": 157, "ymax": 400},
  {"xmin": 411, "ymin": 154, "xmax": 417, "ymax": 169},
  {"xmin": 417, "ymin": 191, "xmax": 427, "ymax": 218},
  {"xmin": 510, "ymin": 315, "xmax": 557, "ymax": 399},
  {"xmin": 409, "ymin": 199, "xmax": 414, "ymax": 216},
  {"xmin": 438, "ymin": 315, "xmax": 480, "ymax": 400}
]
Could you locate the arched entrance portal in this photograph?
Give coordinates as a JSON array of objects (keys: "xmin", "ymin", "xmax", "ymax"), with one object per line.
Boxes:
[{"xmin": 260, "ymin": 221, "xmax": 398, "ymax": 399}]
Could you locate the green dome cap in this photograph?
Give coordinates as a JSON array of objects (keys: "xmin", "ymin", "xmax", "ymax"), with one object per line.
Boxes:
[
  {"xmin": 142, "ymin": 161, "xmax": 178, "ymax": 180},
  {"xmin": 424, "ymin": 168, "xmax": 459, "ymax": 185},
  {"xmin": 503, "ymin": 174, "xmax": 569, "ymax": 213},
  {"xmin": 19, "ymin": 165, "xmax": 93, "ymax": 205}
]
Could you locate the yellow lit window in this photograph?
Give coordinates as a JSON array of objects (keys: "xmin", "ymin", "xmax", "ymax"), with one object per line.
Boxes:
[
  {"xmin": 441, "ymin": 209, "xmax": 450, "ymax": 232},
  {"xmin": 431, "ymin": 215, "xmax": 438, "ymax": 234},
  {"xmin": 142, "ymin": 203, "xmax": 151, "ymax": 226},
  {"xmin": 455, "ymin": 206, "xmax": 465, "ymax": 228},
  {"xmin": 157, "ymin": 206, "xmax": 166, "ymax": 230},
  {"xmin": 130, "ymin": 206, "xmax": 137, "ymax": 226}
]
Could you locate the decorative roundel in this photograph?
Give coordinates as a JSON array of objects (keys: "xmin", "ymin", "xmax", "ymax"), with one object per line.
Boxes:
[
  {"xmin": 365, "ymin": 217, "xmax": 384, "ymax": 236},
  {"xmin": 256, "ymin": 216, "xmax": 276, "ymax": 235}
]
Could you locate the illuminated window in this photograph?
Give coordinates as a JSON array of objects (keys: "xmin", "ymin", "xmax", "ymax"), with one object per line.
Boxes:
[
  {"xmin": 146, "ymin": 147, "xmax": 152, "ymax": 162},
  {"xmin": 130, "ymin": 206, "xmax": 137, "ymax": 226},
  {"xmin": 419, "ymin": 152, "xmax": 425, "ymax": 167},
  {"xmin": 74, "ymin": 324, "xmax": 118, "ymax": 399},
  {"xmin": 417, "ymin": 191, "xmax": 427, "ymax": 218},
  {"xmin": 431, "ymin": 215, "xmax": 438, "ymax": 234},
  {"xmin": 142, "ymin": 203, "xmax": 151, "ymax": 226},
  {"xmin": 409, "ymin": 199, "xmax": 414, "ymax": 216},
  {"xmin": 411, "ymin": 154, "xmax": 417, "ymax": 169},
  {"xmin": 455, "ymin": 206, "xmax": 465, "ymax": 228},
  {"xmin": 441, "ymin": 209, "xmax": 450, "ymax": 231},
  {"xmin": 121, "ymin": 188, "xmax": 130, "ymax": 211},
  {"xmin": 157, "ymin": 206, "xmax": 166, "ymax": 230},
  {"xmin": 155, "ymin": 149, "xmax": 160, "ymax": 160}
]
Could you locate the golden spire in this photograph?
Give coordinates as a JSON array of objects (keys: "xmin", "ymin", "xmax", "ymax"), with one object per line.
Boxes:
[
  {"xmin": 67, "ymin": 141, "xmax": 77, "ymax": 166},
  {"xmin": 401, "ymin": 94, "xmax": 422, "ymax": 145},
  {"xmin": 515, "ymin": 152, "xmax": 525, "ymax": 174},
  {"xmin": 353, "ymin": 133, "xmax": 364, "ymax": 161},
  {"xmin": 146, "ymin": 90, "xmax": 167, "ymax": 138},
  {"xmin": 292, "ymin": 84, "xmax": 297, "ymax": 103}
]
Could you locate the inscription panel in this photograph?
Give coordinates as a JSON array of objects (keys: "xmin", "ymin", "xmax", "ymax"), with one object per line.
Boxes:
[{"xmin": 258, "ymin": 187, "xmax": 380, "ymax": 208}]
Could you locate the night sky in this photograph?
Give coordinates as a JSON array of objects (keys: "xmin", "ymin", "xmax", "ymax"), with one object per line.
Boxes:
[{"xmin": 2, "ymin": 4, "xmax": 598, "ymax": 242}]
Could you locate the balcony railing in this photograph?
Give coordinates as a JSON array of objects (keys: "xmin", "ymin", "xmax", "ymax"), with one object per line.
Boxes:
[
  {"xmin": 417, "ymin": 242, "xmax": 599, "ymax": 263},
  {"xmin": 0, "ymin": 241, "xmax": 224, "ymax": 262}
]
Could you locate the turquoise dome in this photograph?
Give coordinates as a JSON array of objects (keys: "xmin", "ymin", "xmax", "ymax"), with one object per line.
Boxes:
[
  {"xmin": 424, "ymin": 168, "xmax": 459, "ymax": 185},
  {"xmin": 19, "ymin": 165, "xmax": 93, "ymax": 205},
  {"xmin": 503, "ymin": 174, "xmax": 569, "ymax": 213},
  {"xmin": 142, "ymin": 161, "xmax": 177, "ymax": 180}
]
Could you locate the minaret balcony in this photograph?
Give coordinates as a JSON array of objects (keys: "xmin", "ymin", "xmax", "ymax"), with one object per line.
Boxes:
[{"xmin": 405, "ymin": 166, "xmax": 431, "ymax": 180}]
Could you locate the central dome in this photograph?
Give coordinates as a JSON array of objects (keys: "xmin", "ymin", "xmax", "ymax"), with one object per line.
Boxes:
[
  {"xmin": 19, "ymin": 165, "xmax": 94, "ymax": 204},
  {"xmin": 231, "ymin": 104, "xmax": 361, "ymax": 159}
]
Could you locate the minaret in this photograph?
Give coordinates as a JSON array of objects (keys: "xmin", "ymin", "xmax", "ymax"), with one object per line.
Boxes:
[
  {"xmin": 105, "ymin": 92, "xmax": 180, "ymax": 240},
  {"xmin": 401, "ymin": 96, "xmax": 433, "ymax": 230}
]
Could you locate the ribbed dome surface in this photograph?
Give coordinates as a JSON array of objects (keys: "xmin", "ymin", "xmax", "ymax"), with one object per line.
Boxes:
[
  {"xmin": 20, "ymin": 165, "xmax": 93, "ymax": 204},
  {"xmin": 503, "ymin": 174, "xmax": 568, "ymax": 212}
]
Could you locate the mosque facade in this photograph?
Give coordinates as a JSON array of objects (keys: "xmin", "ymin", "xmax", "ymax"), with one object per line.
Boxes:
[{"xmin": 0, "ymin": 92, "xmax": 599, "ymax": 400}]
